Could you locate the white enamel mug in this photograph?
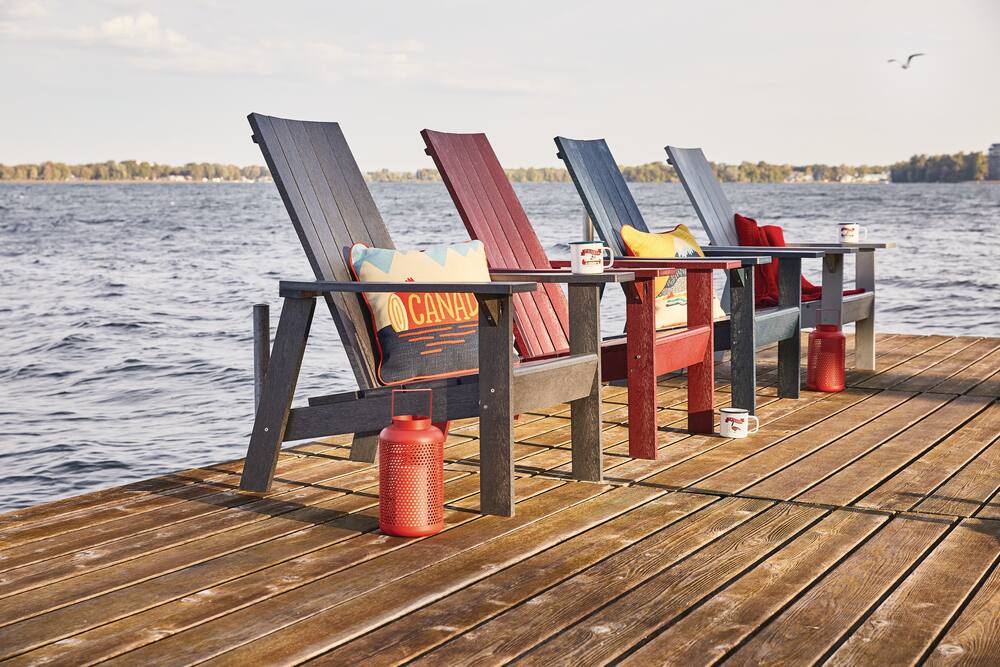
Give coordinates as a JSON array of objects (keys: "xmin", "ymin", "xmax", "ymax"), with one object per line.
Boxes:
[
  {"xmin": 720, "ymin": 408, "xmax": 759, "ymax": 438},
  {"xmin": 839, "ymin": 223, "xmax": 868, "ymax": 244},
  {"xmin": 569, "ymin": 241, "xmax": 614, "ymax": 274}
]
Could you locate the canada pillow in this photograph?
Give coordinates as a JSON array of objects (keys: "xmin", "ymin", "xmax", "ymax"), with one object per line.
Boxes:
[
  {"xmin": 620, "ymin": 224, "xmax": 727, "ymax": 329},
  {"xmin": 350, "ymin": 240, "xmax": 491, "ymax": 385}
]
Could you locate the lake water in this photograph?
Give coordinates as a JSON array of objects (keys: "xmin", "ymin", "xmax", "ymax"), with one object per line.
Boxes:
[{"xmin": 1, "ymin": 182, "xmax": 997, "ymax": 510}]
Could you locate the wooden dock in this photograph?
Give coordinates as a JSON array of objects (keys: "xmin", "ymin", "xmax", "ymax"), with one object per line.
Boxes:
[{"xmin": 1, "ymin": 332, "xmax": 998, "ymax": 666}]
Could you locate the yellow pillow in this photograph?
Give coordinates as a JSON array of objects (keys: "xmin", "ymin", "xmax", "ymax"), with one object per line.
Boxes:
[{"xmin": 620, "ymin": 224, "xmax": 727, "ymax": 329}]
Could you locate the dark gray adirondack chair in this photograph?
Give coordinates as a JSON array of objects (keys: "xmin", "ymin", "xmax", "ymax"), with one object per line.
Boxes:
[
  {"xmin": 241, "ymin": 113, "xmax": 624, "ymax": 516},
  {"xmin": 555, "ymin": 137, "xmax": 822, "ymax": 413},
  {"xmin": 666, "ymin": 146, "xmax": 893, "ymax": 371}
]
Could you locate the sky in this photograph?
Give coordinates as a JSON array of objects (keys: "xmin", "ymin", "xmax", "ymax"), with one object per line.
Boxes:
[{"xmin": 2, "ymin": 0, "xmax": 998, "ymax": 170}]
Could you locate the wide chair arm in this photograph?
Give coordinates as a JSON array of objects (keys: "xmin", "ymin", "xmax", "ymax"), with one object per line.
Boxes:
[
  {"xmin": 786, "ymin": 242, "xmax": 896, "ymax": 250},
  {"xmin": 549, "ymin": 258, "xmax": 744, "ymax": 272},
  {"xmin": 604, "ymin": 255, "xmax": 771, "ymax": 267},
  {"xmin": 703, "ymin": 246, "xmax": 829, "ymax": 259},
  {"xmin": 488, "ymin": 269, "xmax": 636, "ymax": 285},
  {"xmin": 278, "ymin": 279, "xmax": 539, "ymax": 298}
]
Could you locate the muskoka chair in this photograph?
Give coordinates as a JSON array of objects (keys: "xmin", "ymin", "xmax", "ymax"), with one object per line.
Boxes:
[
  {"xmin": 240, "ymin": 113, "xmax": 633, "ymax": 516},
  {"xmin": 422, "ymin": 129, "xmax": 743, "ymax": 459},
  {"xmin": 555, "ymin": 137, "xmax": 821, "ymax": 413},
  {"xmin": 666, "ymin": 146, "xmax": 893, "ymax": 371}
]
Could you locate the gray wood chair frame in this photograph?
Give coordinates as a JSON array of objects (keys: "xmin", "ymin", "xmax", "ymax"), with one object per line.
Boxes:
[
  {"xmin": 666, "ymin": 146, "xmax": 893, "ymax": 370},
  {"xmin": 555, "ymin": 136, "xmax": 823, "ymax": 413},
  {"xmin": 241, "ymin": 113, "xmax": 629, "ymax": 516}
]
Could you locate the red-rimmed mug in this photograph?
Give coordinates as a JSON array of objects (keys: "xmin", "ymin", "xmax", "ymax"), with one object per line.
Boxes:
[
  {"xmin": 720, "ymin": 407, "xmax": 759, "ymax": 438},
  {"xmin": 569, "ymin": 241, "xmax": 614, "ymax": 274}
]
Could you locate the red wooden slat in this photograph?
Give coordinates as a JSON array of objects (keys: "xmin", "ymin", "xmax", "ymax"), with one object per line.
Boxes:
[
  {"xmin": 470, "ymin": 134, "xmax": 571, "ymax": 341},
  {"xmin": 422, "ymin": 131, "xmax": 550, "ymax": 357},
  {"xmin": 423, "ymin": 130, "xmax": 569, "ymax": 357}
]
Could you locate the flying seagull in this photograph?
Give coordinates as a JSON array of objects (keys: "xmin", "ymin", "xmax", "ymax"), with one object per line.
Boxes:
[{"xmin": 888, "ymin": 53, "xmax": 925, "ymax": 69}]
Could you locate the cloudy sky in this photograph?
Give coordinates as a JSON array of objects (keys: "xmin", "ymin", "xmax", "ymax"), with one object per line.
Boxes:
[{"xmin": 2, "ymin": 0, "xmax": 998, "ymax": 170}]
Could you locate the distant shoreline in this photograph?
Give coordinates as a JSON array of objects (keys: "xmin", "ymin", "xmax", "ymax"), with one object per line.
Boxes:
[
  {"xmin": 0, "ymin": 179, "xmax": 994, "ymax": 186},
  {"xmin": 1, "ymin": 148, "xmax": 993, "ymax": 184}
]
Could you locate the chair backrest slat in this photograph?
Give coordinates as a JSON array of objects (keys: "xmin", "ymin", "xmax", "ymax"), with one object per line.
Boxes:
[
  {"xmin": 556, "ymin": 136, "xmax": 650, "ymax": 256},
  {"xmin": 422, "ymin": 130, "xmax": 571, "ymax": 358},
  {"xmin": 665, "ymin": 146, "xmax": 739, "ymax": 246},
  {"xmin": 249, "ymin": 113, "xmax": 385, "ymax": 388}
]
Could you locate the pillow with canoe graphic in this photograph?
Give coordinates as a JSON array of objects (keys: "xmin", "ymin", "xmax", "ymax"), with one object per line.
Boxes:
[
  {"xmin": 620, "ymin": 224, "xmax": 727, "ymax": 329},
  {"xmin": 349, "ymin": 240, "xmax": 491, "ymax": 385}
]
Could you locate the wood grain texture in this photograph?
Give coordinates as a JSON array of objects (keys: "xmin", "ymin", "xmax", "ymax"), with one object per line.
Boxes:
[
  {"xmin": 925, "ymin": 541, "xmax": 1000, "ymax": 666},
  {"xmin": 827, "ymin": 518, "xmax": 1000, "ymax": 666},
  {"xmin": 309, "ymin": 492, "xmax": 716, "ymax": 666},
  {"xmin": 721, "ymin": 514, "xmax": 951, "ymax": 666},
  {"xmin": 797, "ymin": 395, "xmax": 993, "ymax": 507},
  {"xmin": 204, "ymin": 486, "xmax": 660, "ymax": 666},
  {"xmin": 515, "ymin": 503, "xmax": 824, "ymax": 665},
  {"xmin": 621, "ymin": 509, "xmax": 887, "ymax": 666},
  {"xmin": 858, "ymin": 400, "xmax": 1000, "ymax": 513},
  {"xmin": 70, "ymin": 479, "xmax": 580, "ymax": 666},
  {"xmin": 409, "ymin": 497, "xmax": 771, "ymax": 665}
]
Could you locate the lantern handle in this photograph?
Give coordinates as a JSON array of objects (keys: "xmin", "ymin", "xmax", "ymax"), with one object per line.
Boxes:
[{"xmin": 390, "ymin": 388, "xmax": 433, "ymax": 420}]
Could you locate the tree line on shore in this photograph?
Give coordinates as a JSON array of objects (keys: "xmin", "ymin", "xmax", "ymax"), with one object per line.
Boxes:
[
  {"xmin": 0, "ymin": 151, "xmax": 990, "ymax": 183},
  {"xmin": 0, "ymin": 161, "xmax": 269, "ymax": 182}
]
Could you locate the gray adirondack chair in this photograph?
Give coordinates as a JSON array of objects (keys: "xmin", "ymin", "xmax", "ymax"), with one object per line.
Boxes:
[
  {"xmin": 240, "ymin": 113, "xmax": 626, "ymax": 516},
  {"xmin": 666, "ymin": 146, "xmax": 893, "ymax": 370},
  {"xmin": 555, "ymin": 136, "xmax": 823, "ymax": 413}
]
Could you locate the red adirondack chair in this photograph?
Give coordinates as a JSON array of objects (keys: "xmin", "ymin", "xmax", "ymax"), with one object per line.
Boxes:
[{"xmin": 422, "ymin": 130, "xmax": 741, "ymax": 458}]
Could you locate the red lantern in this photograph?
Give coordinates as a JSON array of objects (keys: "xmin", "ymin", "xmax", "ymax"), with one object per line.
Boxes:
[
  {"xmin": 378, "ymin": 389, "xmax": 445, "ymax": 537},
  {"xmin": 806, "ymin": 311, "xmax": 846, "ymax": 392}
]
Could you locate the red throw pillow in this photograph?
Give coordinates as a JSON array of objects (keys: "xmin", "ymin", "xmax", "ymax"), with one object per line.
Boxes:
[
  {"xmin": 758, "ymin": 224, "xmax": 821, "ymax": 295},
  {"xmin": 734, "ymin": 213, "xmax": 778, "ymax": 307},
  {"xmin": 735, "ymin": 213, "xmax": 865, "ymax": 305}
]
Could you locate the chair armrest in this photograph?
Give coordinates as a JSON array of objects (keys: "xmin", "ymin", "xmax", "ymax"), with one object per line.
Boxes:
[
  {"xmin": 550, "ymin": 258, "xmax": 742, "ymax": 271},
  {"xmin": 705, "ymin": 245, "xmax": 842, "ymax": 257},
  {"xmin": 841, "ymin": 242, "xmax": 895, "ymax": 249},
  {"xmin": 609, "ymin": 255, "xmax": 771, "ymax": 267},
  {"xmin": 488, "ymin": 269, "xmax": 635, "ymax": 284},
  {"xmin": 783, "ymin": 242, "xmax": 894, "ymax": 249},
  {"xmin": 279, "ymin": 279, "xmax": 538, "ymax": 298}
]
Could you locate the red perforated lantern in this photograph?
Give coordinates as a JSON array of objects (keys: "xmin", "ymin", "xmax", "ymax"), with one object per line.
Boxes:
[
  {"xmin": 378, "ymin": 389, "xmax": 445, "ymax": 537},
  {"xmin": 806, "ymin": 313, "xmax": 846, "ymax": 392}
]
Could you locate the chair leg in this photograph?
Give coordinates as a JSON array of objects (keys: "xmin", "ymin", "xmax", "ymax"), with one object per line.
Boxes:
[
  {"xmin": 729, "ymin": 267, "xmax": 756, "ymax": 414},
  {"xmin": 777, "ymin": 257, "xmax": 802, "ymax": 399},
  {"xmin": 240, "ymin": 297, "xmax": 315, "ymax": 493},
  {"xmin": 625, "ymin": 279, "xmax": 659, "ymax": 459},
  {"xmin": 568, "ymin": 283, "xmax": 603, "ymax": 482},
  {"xmin": 349, "ymin": 432, "xmax": 379, "ymax": 463},
  {"xmin": 476, "ymin": 295, "xmax": 515, "ymax": 517},
  {"xmin": 855, "ymin": 250, "xmax": 876, "ymax": 371},
  {"xmin": 687, "ymin": 270, "xmax": 715, "ymax": 434}
]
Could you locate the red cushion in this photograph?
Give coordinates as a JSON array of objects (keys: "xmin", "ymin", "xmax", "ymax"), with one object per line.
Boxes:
[
  {"xmin": 759, "ymin": 224, "xmax": 821, "ymax": 293},
  {"xmin": 734, "ymin": 213, "xmax": 779, "ymax": 307},
  {"xmin": 734, "ymin": 213, "xmax": 865, "ymax": 307}
]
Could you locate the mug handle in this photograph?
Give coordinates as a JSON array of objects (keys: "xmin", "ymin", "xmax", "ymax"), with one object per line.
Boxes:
[
  {"xmin": 747, "ymin": 416, "xmax": 759, "ymax": 434},
  {"xmin": 603, "ymin": 247, "xmax": 614, "ymax": 269}
]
